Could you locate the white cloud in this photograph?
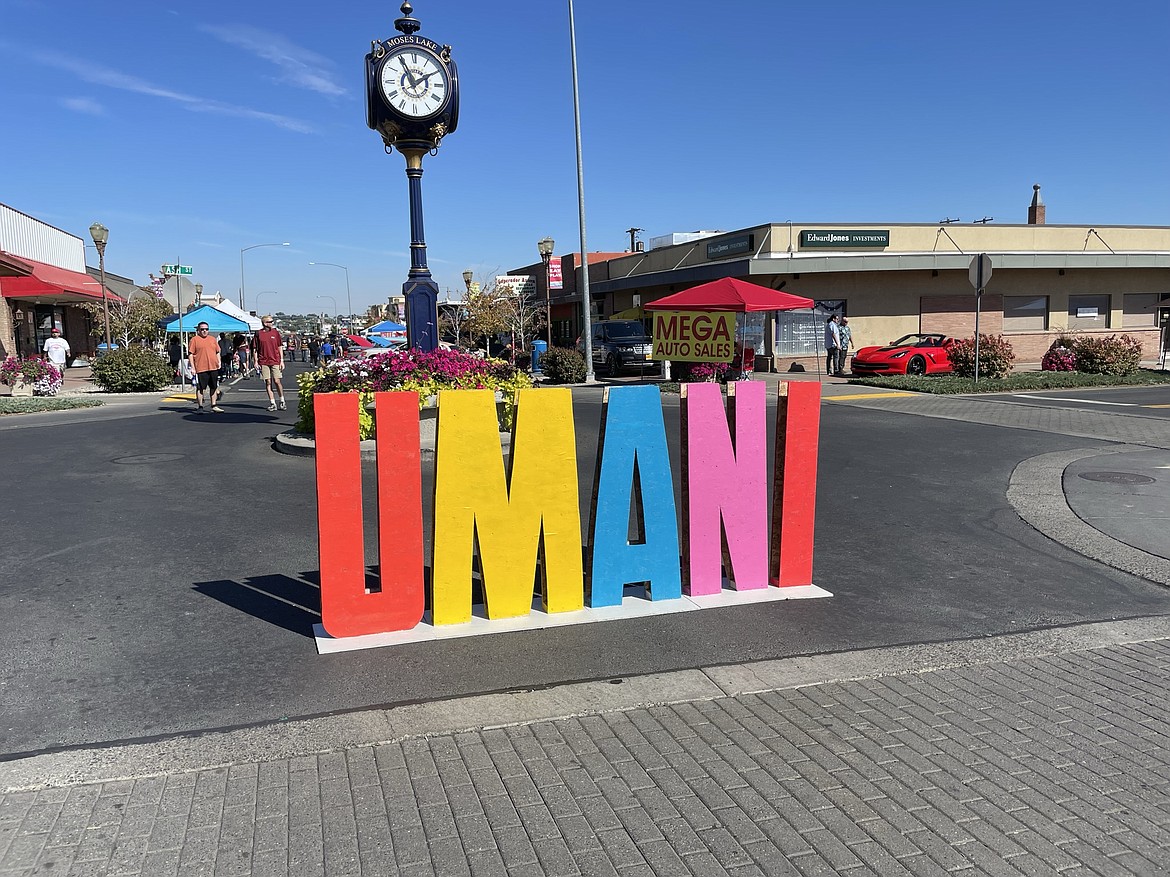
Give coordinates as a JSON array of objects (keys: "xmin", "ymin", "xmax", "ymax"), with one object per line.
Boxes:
[
  {"xmin": 200, "ymin": 24, "xmax": 348, "ymax": 98},
  {"xmin": 27, "ymin": 50, "xmax": 317, "ymax": 133},
  {"xmin": 61, "ymin": 97, "xmax": 105, "ymax": 115}
]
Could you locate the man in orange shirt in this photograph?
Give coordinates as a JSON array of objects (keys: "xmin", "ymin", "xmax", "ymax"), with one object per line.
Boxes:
[{"xmin": 188, "ymin": 321, "xmax": 225, "ymax": 413}]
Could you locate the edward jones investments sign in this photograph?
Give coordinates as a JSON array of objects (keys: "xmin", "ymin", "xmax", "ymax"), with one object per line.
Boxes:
[
  {"xmin": 652, "ymin": 310, "xmax": 735, "ymax": 362},
  {"xmin": 800, "ymin": 230, "xmax": 890, "ymax": 248}
]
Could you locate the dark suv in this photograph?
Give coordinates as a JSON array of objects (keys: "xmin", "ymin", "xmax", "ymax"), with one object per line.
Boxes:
[{"xmin": 577, "ymin": 320, "xmax": 659, "ymax": 378}]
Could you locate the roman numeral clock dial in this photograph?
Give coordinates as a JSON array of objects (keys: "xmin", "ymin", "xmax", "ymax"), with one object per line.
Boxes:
[{"xmin": 379, "ymin": 47, "xmax": 449, "ymax": 119}]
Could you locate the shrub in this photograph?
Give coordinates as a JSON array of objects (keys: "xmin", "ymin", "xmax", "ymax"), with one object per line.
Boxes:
[
  {"xmin": 295, "ymin": 348, "xmax": 533, "ymax": 438},
  {"xmin": 1041, "ymin": 344, "xmax": 1077, "ymax": 371},
  {"xmin": 89, "ymin": 346, "xmax": 173, "ymax": 392},
  {"xmin": 539, "ymin": 347, "xmax": 587, "ymax": 384},
  {"xmin": 1071, "ymin": 333, "xmax": 1142, "ymax": 375},
  {"xmin": 684, "ymin": 362, "xmax": 731, "ymax": 382},
  {"xmin": 0, "ymin": 356, "xmax": 62, "ymax": 395},
  {"xmin": 946, "ymin": 334, "xmax": 1015, "ymax": 379}
]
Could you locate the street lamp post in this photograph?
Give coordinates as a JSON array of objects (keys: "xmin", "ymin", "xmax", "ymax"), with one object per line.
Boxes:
[
  {"xmin": 567, "ymin": 0, "xmax": 594, "ymax": 381},
  {"xmin": 309, "ymin": 262, "xmax": 351, "ymax": 331},
  {"xmin": 239, "ymin": 242, "xmax": 290, "ymax": 310},
  {"xmin": 537, "ymin": 236, "xmax": 554, "ymax": 346},
  {"xmin": 88, "ymin": 222, "xmax": 112, "ymax": 354},
  {"xmin": 255, "ymin": 291, "xmax": 278, "ymax": 314}
]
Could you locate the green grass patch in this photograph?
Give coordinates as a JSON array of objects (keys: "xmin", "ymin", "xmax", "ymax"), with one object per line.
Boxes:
[
  {"xmin": 848, "ymin": 369, "xmax": 1170, "ymax": 395},
  {"xmin": 0, "ymin": 397, "xmax": 104, "ymax": 415}
]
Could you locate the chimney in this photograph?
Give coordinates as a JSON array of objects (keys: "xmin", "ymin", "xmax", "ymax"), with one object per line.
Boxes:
[{"xmin": 1028, "ymin": 184, "xmax": 1045, "ymax": 225}]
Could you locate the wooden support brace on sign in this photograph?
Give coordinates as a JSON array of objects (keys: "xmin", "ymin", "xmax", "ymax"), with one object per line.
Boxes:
[
  {"xmin": 769, "ymin": 381, "xmax": 821, "ymax": 586},
  {"xmin": 315, "ymin": 391, "xmax": 425, "ymax": 637},
  {"xmin": 681, "ymin": 380, "xmax": 769, "ymax": 594}
]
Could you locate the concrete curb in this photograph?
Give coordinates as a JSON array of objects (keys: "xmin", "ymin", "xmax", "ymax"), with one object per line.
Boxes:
[
  {"xmin": 1008, "ymin": 445, "xmax": 1170, "ymax": 586},
  {"xmin": 4, "ymin": 616, "xmax": 1167, "ymax": 792}
]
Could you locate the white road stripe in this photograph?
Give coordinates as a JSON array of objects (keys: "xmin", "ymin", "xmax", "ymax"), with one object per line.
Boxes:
[{"xmin": 1009, "ymin": 395, "xmax": 1136, "ymax": 407}]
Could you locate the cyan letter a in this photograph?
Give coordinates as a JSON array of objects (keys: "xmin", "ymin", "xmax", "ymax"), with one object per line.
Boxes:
[{"xmin": 589, "ymin": 385, "xmax": 682, "ymax": 607}]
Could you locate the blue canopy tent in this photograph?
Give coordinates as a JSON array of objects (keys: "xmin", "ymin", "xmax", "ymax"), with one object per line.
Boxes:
[
  {"xmin": 366, "ymin": 334, "xmax": 395, "ymax": 347},
  {"xmin": 367, "ymin": 319, "xmax": 408, "ymax": 338},
  {"xmin": 161, "ymin": 305, "xmax": 250, "ymax": 334}
]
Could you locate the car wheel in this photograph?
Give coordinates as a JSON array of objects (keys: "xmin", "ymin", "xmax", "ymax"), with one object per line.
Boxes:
[
  {"xmin": 906, "ymin": 355, "xmax": 927, "ymax": 376},
  {"xmin": 606, "ymin": 354, "xmax": 621, "ymax": 378}
]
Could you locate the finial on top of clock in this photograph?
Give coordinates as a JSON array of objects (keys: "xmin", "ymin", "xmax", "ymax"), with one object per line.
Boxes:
[{"xmin": 395, "ymin": 2, "xmax": 421, "ymax": 35}]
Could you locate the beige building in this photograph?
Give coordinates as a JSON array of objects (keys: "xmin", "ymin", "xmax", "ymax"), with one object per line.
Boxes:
[{"xmin": 558, "ymin": 188, "xmax": 1170, "ymax": 369}]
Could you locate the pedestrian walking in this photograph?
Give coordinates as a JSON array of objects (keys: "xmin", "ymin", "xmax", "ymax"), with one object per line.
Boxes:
[
  {"xmin": 836, "ymin": 316, "xmax": 852, "ymax": 376},
  {"xmin": 252, "ymin": 315, "xmax": 287, "ymax": 411},
  {"xmin": 188, "ymin": 322, "xmax": 224, "ymax": 413},
  {"xmin": 167, "ymin": 335, "xmax": 182, "ymax": 380},
  {"xmin": 43, "ymin": 327, "xmax": 70, "ymax": 378},
  {"xmin": 299, "ymin": 336, "xmax": 307, "ymax": 362},
  {"xmin": 218, "ymin": 333, "xmax": 233, "ymax": 378},
  {"xmin": 232, "ymin": 333, "xmax": 250, "ymax": 378},
  {"xmin": 824, "ymin": 314, "xmax": 840, "ymax": 375},
  {"xmin": 320, "ymin": 337, "xmax": 334, "ymax": 365},
  {"xmin": 308, "ymin": 336, "xmax": 320, "ymax": 367}
]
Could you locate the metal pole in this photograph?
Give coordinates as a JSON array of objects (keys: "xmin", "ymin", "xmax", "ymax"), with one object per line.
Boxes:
[
  {"xmin": 239, "ymin": 249, "xmax": 246, "ymax": 310},
  {"xmin": 174, "ymin": 263, "xmax": 186, "ymax": 390},
  {"xmin": 344, "ymin": 266, "xmax": 352, "ymax": 330},
  {"xmin": 96, "ymin": 243, "xmax": 111, "ymax": 354},
  {"xmin": 544, "ymin": 257, "xmax": 553, "ymax": 346},
  {"xmin": 568, "ymin": 0, "xmax": 594, "ymax": 381},
  {"xmin": 974, "ymin": 255, "xmax": 985, "ymax": 383}
]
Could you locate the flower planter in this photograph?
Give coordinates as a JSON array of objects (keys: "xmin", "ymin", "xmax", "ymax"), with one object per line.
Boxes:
[{"xmin": 10, "ymin": 379, "xmax": 33, "ymax": 397}]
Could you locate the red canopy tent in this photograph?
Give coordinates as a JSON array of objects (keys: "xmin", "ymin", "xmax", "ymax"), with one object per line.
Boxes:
[
  {"xmin": 643, "ymin": 278, "xmax": 813, "ymax": 376},
  {"xmin": 643, "ymin": 277, "xmax": 813, "ymax": 313},
  {"xmin": 346, "ymin": 334, "xmax": 373, "ymax": 348}
]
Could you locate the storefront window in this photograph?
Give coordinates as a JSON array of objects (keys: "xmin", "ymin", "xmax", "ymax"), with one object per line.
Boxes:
[
  {"xmin": 1122, "ymin": 293, "xmax": 1159, "ymax": 328},
  {"xmin": 1067, "ymin": 295, "xmax": 1111, "ymax": 330},
  {"xmin": 1003, "ymin": 295, "xmax": 1048, "ymax": 331},
  {"xmin": 774, "ymin": 301, "xmax": 844, "ymax": 356}
]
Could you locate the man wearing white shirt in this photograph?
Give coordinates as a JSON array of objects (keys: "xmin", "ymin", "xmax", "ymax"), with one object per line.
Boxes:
[{"xmin": 43, "ymin": 327, "xmax": 70, "ymax": 378}]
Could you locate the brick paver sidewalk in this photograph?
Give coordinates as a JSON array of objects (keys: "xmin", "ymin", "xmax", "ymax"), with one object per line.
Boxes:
[{"xmin": 3, "ymin": 632, "xmax": 1169, "ymax": 876}]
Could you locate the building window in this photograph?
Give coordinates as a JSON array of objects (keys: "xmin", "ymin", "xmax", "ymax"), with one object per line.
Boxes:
[
  {"xmin": 773, "ymin": 302, "xmax": 844, "ymax": 357},
  {"xmin": 1003, "ymin": 295, "xmax": 1048, "ymax": 332},
  {"xmin": 1067, "ymin": 294, "xmax": 1111, "ymax": 330},
  {"xmin": 1122, "ymin": 293, "xmax": 1159, "ymax": 329}
]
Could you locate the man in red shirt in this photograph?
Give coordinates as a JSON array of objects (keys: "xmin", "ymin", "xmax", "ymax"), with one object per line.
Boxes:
[
  {"xmin": 188, "ymin": 321, "xmax": 225, "ymax": 413},
  {"xmin": 251, "ymin": 315, "xmax": 286, "ymax": 411}
]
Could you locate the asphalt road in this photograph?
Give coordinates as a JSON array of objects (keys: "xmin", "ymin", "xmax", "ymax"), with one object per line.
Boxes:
[
  {"xmin": 977, "ymin": 384, "xmax": 1170, "ymax": 418},
  {"xmin": 3, "ymin": 374, "xmax": 1169, "ymax": 759}
]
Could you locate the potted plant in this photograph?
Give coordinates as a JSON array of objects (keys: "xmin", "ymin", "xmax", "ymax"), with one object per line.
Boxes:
[{"xmin": 0, "ymin": 356, "xmax": 63, "ymax": 396}]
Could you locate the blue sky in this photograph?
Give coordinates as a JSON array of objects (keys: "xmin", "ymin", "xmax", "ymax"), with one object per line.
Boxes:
[{"xmin": 2, "ymin": 0, "xmax": 1168, "ymax": 317}]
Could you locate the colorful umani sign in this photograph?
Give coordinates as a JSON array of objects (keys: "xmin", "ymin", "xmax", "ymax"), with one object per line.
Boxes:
[
  {"xmin": 651, "ymin": 310, "xmax": 736, "ymax": 362},
  {"xmin": 313, "ymin": 382, "xmax": 827, "ymax": 651}
]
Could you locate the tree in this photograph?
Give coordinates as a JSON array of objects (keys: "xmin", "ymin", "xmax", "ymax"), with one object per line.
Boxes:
[
  {"xmin": 462, "ymin": 275, "xmax": 546, "ymax": 360},
  {"xmin": 82, "ymin": 289, "xmax": 171, "ymax": 348}
]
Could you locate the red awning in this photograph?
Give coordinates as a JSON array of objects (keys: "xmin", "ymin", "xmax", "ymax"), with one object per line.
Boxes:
[
  {"xmin": 643, "ymin": 277, "xmax": 813, "ymax": 312},
  {"xmin": 0, "ymin": 255, "xmax": 122, "ymax": 303},
  {"xmin": 0, "ymin": 250, "xmax": 34, "ymax": 277}
]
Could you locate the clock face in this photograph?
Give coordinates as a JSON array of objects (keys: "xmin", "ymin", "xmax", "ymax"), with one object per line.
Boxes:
[{"xmin": 379, "ymin": 48, "xmax": 449, "ymax": 119}]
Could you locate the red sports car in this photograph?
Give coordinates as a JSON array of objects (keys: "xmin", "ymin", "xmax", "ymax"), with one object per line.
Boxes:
[{"xmin": 850, "ymin": 333, "xmax": 954, "ymax": 376}]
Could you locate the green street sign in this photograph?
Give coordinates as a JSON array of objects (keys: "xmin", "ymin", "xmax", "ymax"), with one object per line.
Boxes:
[{"xmin": 161, "ymin": 264, "xmax": 193, "ymax": 275}]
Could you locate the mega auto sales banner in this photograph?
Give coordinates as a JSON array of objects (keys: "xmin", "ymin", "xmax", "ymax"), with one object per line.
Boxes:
[{"xmin": 651, "ymin": 310, "xmax": 735, "ymax": 362}]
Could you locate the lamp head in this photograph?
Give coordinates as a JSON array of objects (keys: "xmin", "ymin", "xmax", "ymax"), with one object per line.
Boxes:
[
  {"xmin": 89, "ymin": 222, "xmax": 109, "ymax": 247},
  {"xmin": 537, "ymin": 236, "xmax": 555, "ymax": 260},
  {"xmin": 462, "ymin": 269, "xmax": 474, "ymax": 288}
]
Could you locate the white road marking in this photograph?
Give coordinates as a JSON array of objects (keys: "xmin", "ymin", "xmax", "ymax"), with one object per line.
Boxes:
[{"xmin": 1009, "ymin": 395, "xmax": 1136, "ymax": 407}]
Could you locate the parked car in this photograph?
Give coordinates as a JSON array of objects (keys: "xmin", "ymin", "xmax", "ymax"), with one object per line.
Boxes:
[
  {"xmin": 851, "ymin": 333, "xmax": 954, "ymax": 376},
  {"xmin": 576, "ymin": 320, "xmax": 659, "ymax": 378}
]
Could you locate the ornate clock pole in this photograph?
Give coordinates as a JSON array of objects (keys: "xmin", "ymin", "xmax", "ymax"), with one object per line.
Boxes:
[{"xmin": 366, "ymin": 1, "xmax": 460, "ymax": 352}]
